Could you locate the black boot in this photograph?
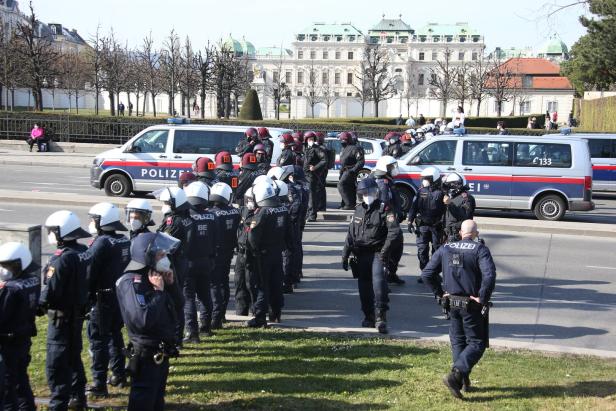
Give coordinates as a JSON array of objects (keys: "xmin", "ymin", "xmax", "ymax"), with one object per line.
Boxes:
[
  {"xmin": 68, "ymin": 394, "xmax": 87, "ymax": 410},
  {"xmin": 199, "ymin": 323, "xmax": 214, "ymax": 337},
  {"xmin": 387, "ymin": 273, "xmax": 406, "ymax": 285},
  {"xmin": 269, "ymin": 310, "xmax": 281, "ymax": 323},
  {"xmin": 282, "ymin": 283, "xmax": 294, "ymax": 294},
  {"xmin": 462, "ymin": 374, "xmax": 472, "ymax": 392},
  {"xmin": 247, "ymin": 316, "xmax": 268, "ymax": 328},
  {"xmin": 211, "ymin": 318, "xmax": 223, "ymax": 330},
  {"xmin": 107, "ymin": 373, "xmax": 127, "ymax": 388},
  {"xmin": 86, "ymin": 384, "xmax": 108, "ymax": 398},
  {"xmin": 361, "ymin": 313, "xmax": 375, "ymax": 328},
  {"xmin": 443, "ymin": 367, "xmax": 464, "ymax": 399},
  {"xmin": 183, "ymin": 331, "xmax": 200, "ymax": 343},
  {"xmin": 375, "ymin": 310, "xmax": 388, "ymax": 334}
]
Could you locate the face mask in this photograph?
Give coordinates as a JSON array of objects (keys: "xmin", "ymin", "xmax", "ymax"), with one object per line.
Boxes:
[
  {"xmin": 307, "ymin": 141, "xmax": 314, "ymax": 147},
  {"xmin": 279, "ymin": 143, "xmax": 286, "ymax": 149},
  {"xmin": 341, "ymin": 142, "xmax": 347, "ymax": 147},
  {"xmin": 155, "ymin": 256, "xmax": 171, "ymax": 273},
  {"xmin": 422, "ymin": 179, "xmax": 431, "ymax": 187},
  {"xmin": 389, "ymin": 139, "xmax": 396, "ymax": 145},
  {"xmin": 0, "ymin": 267, "xmax": 13, "ymax": 281},
  {"xmin": 390, "ymin": 168, "xmax": 400, "ymax": 177},
  {"xmin": 246, "ymin": 201, "xmax": 255, "ymax": 210},
  {"xmin": 161, "ymin": 205, "xmax": 172, "ymax": 215},
  {"xmin": 363, "ymin": 195, "xmax": 376, "ymax": 206},
  {"xmin": 88, "ymin": 221, "xmax": 98, "ymax": 235},
  {"xmin": 47, "ymin": 232, "xmax": 57, "ymax": 245},
  {"xmin": 129, "ymin": 219, "xmax": 143, "ymax": 231}
]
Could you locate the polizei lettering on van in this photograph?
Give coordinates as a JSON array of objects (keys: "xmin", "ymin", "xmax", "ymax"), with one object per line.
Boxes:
[{"xmin": 140, "ymin": 168, "xmax": 182, "ymax": 179}]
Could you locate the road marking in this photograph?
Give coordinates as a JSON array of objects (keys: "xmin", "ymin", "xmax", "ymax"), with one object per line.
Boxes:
[
  {"xmin": 0, "ymin": 208, "xmax": 13, "ymax": 212},
  {"xmin": 586, "ymin": 265, "xmax": 616, "ymax": 271},
  {"xmin": 23, "ymin": 182, "xmax": 90, "ymax": 187}
]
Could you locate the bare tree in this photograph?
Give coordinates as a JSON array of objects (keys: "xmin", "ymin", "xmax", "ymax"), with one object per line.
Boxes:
[
  {"xmin": 403, "ymin": 67, "xmax": 421, "ymax": 118},
  {"xmin": 468, "ymin": 53, "xmax": 490, "ymax": 116},
  {"xmin": 196, "ymin": 43, "xmax": 214, "ymax": 118},
  {"xmin": 0, "ymin": 24, "xmax": 21, "ymax": 110},
  {"xmin": 212, "ymin": 44, "xmax": 251, "ymax": 118},
  {"xmin": 99, "ymin": 30, "xmax": 125, "ymax": 116},
  {"xmin": 226, "ymin": 55, "xmax": 252, "ymax": 117},
  {"xmin": 303, "ymin": 59, "xmax": 321, "ymax": 118},
  {"xmin": 179, "ymin": 36, "xmax": 199, "ymax": 118},
  {"xmin": 85, "ymin": 25, "xmax": 105, "ymax": 115},
  {"xmin": 428, "ymin": 48, "xmax": 456, "ymax": 117},
  {"xmin": 486, "ymin": 55, "xmax": 516, "ymax": 117},
  {"xmin": 160, "ymin": 29, "xmax": 181, "ymax": 115},
  {"xmin": 58, "ymin": 50, "xmax": 89, "ymax": 113},
  {"xmin": 361, "ymin": 43, "xmax": 395, "ymax": 118},
  {"xmin": 453, "ymin": 63, "xmax": 472, "ymax": 113},
  {"xmin": 138, "ymin": 32, "xmax": 161, "ymax": 117},
  {"xmin": 353, "ymin": 63, "xmax": 371, "ymax": 118},
  {"xmin": 13, "ymin": 1, "xmax": 59, "ymax": 111},
  {"xmin": 319, "ymin": 77, "xmax": 338, "ymax": 119},
  {"xmin": 264, "ymin": 51, "xmax": 288, "ymax": 120},
  {"xmin": 125, "ymin": 52, "xmax": 146, "ymax": 116}
]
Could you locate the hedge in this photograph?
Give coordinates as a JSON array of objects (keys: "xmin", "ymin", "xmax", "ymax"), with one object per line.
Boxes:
[
  {"xmin": 239, "ymin": 89, "xmax": 263, "ymax": 120},
  {"xmin": 579, "ymin": 96, "xmax": 616, "ymax": 132}
]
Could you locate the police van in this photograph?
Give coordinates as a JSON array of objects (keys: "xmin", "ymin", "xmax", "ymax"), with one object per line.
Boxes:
[
  {"xmin": 91, "ymin": 124, "xmax": 292, "ymax": 196},
  {"xmin": 565, "ymin": 133, "xmax": 616, "ymax": 192},
  {"xmin": 393, "ymin": 134, "xmax": 594, "ymax": 220}
]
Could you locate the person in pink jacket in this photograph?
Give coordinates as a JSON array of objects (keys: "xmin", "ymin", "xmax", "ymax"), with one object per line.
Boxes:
[{"xmin": 27, "ymin": 123, "xmax": 47, "ymax": 152}]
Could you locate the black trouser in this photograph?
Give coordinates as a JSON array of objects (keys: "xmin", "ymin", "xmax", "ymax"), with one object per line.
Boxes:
[
  {"xmin": 87, "ymin": 300, "xmax": 125, "ymax": 387},
  {"xmin": 417, "ymin": 225, "xmax": 443, "ymax": 270},
  {"xmin": 172, "ymin": 258, "xmax": 187, "ymax": 342},
  {"xmin": 449, "ymin": 306, "xmax": 487, "ymax": 375},
  {"xmin": 234, "ymin": 252, "xmax": 252, "ymax": 315},
  {"xmin": 355, "ymin": 251, "xmax": 389, "ymax": 317},
  {"xmin": 250, "ymin": 249, "xmax": 284, "ymax": 319},
  {"xmin": 211, "ymin": 253, "xmax": 233, "ymax": 323},
  {"xmin": 307, "ymin": 173, "xmax": 324, "ymax": 220},
  {"xmin": 128, "ymin": 354, "xmax": 169, "ymax": 411},
  {"xmin": 319, "ymin": 171, "xmax": 328, "ymax": 211},
  {"xmin": 1, "ymin": 338, "xmax": 35, "ymax": 410},
  {"xmin": 337, "ymin": 169, "xmax": 357, "ymax": 208},
  {"xmin": 27, "ymin": 137, "xmax": 48, "ymax": 151},
  {"xmin": 183, "ymin": 259, "xmax": 212, "ymax": 334},
  {"xmin": 46, "ymin": 314, "xmax": 87, "ymax": 411},
  {"xmin": 385, "ymin": 231, "xmax": 404, "ymax": 276},
  {"xmin": 282, "ymin": 219, "xmax": 301, "ymax": 286}
]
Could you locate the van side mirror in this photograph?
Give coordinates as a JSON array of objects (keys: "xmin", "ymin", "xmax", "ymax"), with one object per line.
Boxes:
[
  {"xmin": 126, "ymin": 145, "xmax": 141, "ymax": 153},
  {"xmin": 410, "ymin": 156, "xmax": 421, "ymax": 165}
]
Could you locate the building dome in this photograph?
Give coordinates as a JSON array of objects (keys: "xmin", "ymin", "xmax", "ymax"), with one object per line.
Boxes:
[
  {"xmin": 240, "ymin": 37, "xmax": 256, "ymax": 58},
  {"xmin": 539, "ymin": 35, "xmax": 569, "ymax": 56},
  {"xmin": 221, "ymin": 35, "xmax": 244, "ymax": 56}
]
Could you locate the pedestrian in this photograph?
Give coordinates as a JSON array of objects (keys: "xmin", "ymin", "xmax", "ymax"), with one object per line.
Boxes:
[
  {"xmin": 496, "ymin": 121, "xmax": 510, "ymax": 135},
  {"xmin": 277, "ymin": 133, "xmax": 296, "ymax": 167},
  {"xmin": 214, "ymin": 151, "xmax": 239, "ymax": 200},
  {"xmin": 85, "ymin": 203, "xmax": 131, "ymax": 397},
  {"xmin": 247, "ymin": 180, "xmax": 292, "ymax": 326},
  {"xmin": 443, "ymin": 173, "xmax": 476, "ymax": 242},
  {"xmin": 125, "ymin": 199, "xmax": 155, "ymax": 239},
  {"xmin": 337, "ymin": 131, "xmax": 365, "ymax": 210},
  {"xmin": 27, "ymin": 123, "xmax": 48, "ymax": 152},
  {"xmin": 421, "ymin": 219, "xmax": 496, "ymax": 399},
  {"xmin": 341, "ymin": 177, "xmax": 400, "ymax": 334},
  {"xmin": 235, "ymin": 152, "xmax": 264, "ymax": 207},
  {"xmin": 234, "ymin": 187, "xmax": 257, "ymax": 316},
  {"xmin": 316, "ymin": 132, "xmax": 331, "ymax": 212},
  {"xmin": 192, "ymin": 101, "xmax": 200, "ymax": 117},
  {"xmin": 183, "ymin": 182, "xmax": 217, "ymax": 341},
  {"xmin": 452, "ymin": 106, "xmax": 465, "ymax": 128},
  {"xmin": 118, "ymin": 102, "xmax": 125, "ymax": 116},
  {"xmin": 408, "ymin": 168, "xmax": 446, "ymax": 283},
  {"xmin": 303, "ymin": 131, "xmax": 328, "ymax": 222},
  {"xmin": 383, "ymin": 132, "xmax": 404, "ymax": 158},
  {"xmin": 116, "ymin": 232, "xmax": 182, "ymax": 411},
  {"xmin": 193, "ymin": 157, "xmax": 219, "ymax": 187},
  {"xmin": 40, "ymin": 210, "xmax": 91, "ymax": 410},
  {"xmin": 552, "ymin": 111, "xmax": 558, "ymax": 129},
  {"xmin": 372, "ymin": 156, "xmax": 406, "ymax": 285},
  {"xmin": 418, "ymin": 114, "xmax": 426, "ymax": 126},
  {"xmin": 292, "ymin": 165, "xmax": 310, "ymax": 280},
  {"xmin": 405, "ymin": 116, "xmax": 416, "ymax": 127},
  {"xmin": 0, "ymin": 242, "xmax": 40, "ymax": 410},
  {"xmin": 396, "ymin": 114, "xmax": 404, "ymax": 125},
  {"xmin": 568, "ymin": 111, "xmax": 574, "ymax": 127},
  {"xmin": 208, "ymin": 183, "xmax": 241, "ymax": 328}
]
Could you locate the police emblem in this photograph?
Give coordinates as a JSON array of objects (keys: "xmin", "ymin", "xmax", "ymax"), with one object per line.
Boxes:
[{"xmin": 46, "ymin": 266, "xmax": 55, "ymax": 279}]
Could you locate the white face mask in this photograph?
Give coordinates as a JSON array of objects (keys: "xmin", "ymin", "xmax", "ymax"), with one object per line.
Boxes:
[
  {"xmin": 363, "ymin": 195, "xmax": 376, "ymax": 206},
  {"xmin": 422, "ymin": 179, "xmax": 431, "ymax": 187},
  {"xmin": 47, "ymin": 232, "xmax": 57, "ymax": 245},
  {"xmin": 0, "ymin": 267, "xmax": 13, "ymax": 281},
  {"xmin": 155, "ymin": 256, "xmax": 171, "ymax": 273},
  {"xmin": 389, "ymin": 139, "xmax": 396, "ymax": 145},
  {"xmin": 246, "ymin": 201, "xmax": 256, "ymax": 211},
  {"xmin": 161, "ymin": 205, "xmax": 172, "ymax": 215},
  {"xmin": 129, "ymin": 219, "xmax": 143, "ymax": 231},
  {"xmin": 279, "ymin": 143, "xmax": 286, "ymax": 149},
  {"xmin": 307, "ymin": 141, "xmax": 314, "ymax": 147},
  {"xmin": 88, "ymin": 221, "xmax": 98, "ymax": 235}
]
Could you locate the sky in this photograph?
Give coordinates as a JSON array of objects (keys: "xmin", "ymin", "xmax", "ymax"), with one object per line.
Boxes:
[{"xmin": 30, "ymin": 0, "xmax": 589, "ymax": 52}]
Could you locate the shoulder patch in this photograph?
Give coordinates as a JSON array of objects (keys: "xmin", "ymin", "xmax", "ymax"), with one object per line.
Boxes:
[
  {"xmin": 88, "ymin": 238, "xmax": 95, "ymax": 247},
  {"xmin": 54, "ymin": 249, "xmax": 64, "ymax": 256},
  {"xmin": 46, "ymin": 266, "xmax": 55, "ymax": 279},
  {"xmin": 250, "ymin": 221, "xmax": 257, "ymax": 229},
  {"xmin": 133, "ymin": 274, "xmax": 142, "ymax": 283},
  {"xmin": 166, "ymin": 216, "xmax": 173, "ymax": 225}
]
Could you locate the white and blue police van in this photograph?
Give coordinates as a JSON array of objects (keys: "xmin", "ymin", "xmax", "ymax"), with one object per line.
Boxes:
[
  {"xmin": 393, "ymin": 134, "xmax": 594, "ymax": 220},
  {"xmin": 90, "ymin": 123, "xmax": 292, "ymax": 197},
  {"xmin": 562, "ymin": 133, "xmax": 616, "ymax": 192}
]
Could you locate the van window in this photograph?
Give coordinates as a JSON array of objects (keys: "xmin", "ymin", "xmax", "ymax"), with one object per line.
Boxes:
[
  {"xmin": 514, "ymin": 143, "xmax": 572, "ymax": 168},
  {"xmin": 359, "ymin": 141, "xmax": 374, "ymax": 155},
  {"xmin": 463, "ymin": 141, "xmax": 511, "ymax": 166},
  {"xmin": 326, "ymin": 139, "xmax": 342, "ymax": 154},
  {"xmin": 414, "ymin": 140, "xmax": 457, "ymax": 165},
  {"xmin": 588, "ymin": 138, "xmax": 615, "ymax": 158},
  {"xmin": 130, "ymin": 130, "xmax": 169, "ymax": 154},
  {"xmin": 173, "ymin": 130, "xmax": 244, "ymax": 154}
]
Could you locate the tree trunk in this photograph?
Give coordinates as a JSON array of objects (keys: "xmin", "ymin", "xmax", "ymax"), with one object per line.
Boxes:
[
  {"xmin": 180, "ymin": 92, "xmax": 186, "ymax": 116},
  {"xmin": 10, "ymin": 89, "xmax": 14, "ymax": 111},
  {"xmin": 327, "ymin": 103, "xmax": 331, "ymax": 118},
  {"xmin": 75, "ymin": 91, "xmax": 79, "ymax": 114},
  {"xmin": 440, "ymin": 99, "xmax": 447, "ymax": 117},
  {"xmin": 151, "ymin": 92, "xmax": 157, "ymax": 117},
  {"xmin": 200, "ymin": 93, "xmax": 206, "ymax": 119},
  {"xmin": 361, "ymin": 101, "xmax": 365, "ymax": 118},
  {"xmin": 127, "ymin": 93, "xmax": 133, "ymax": 116},
  {"xmin": 95, "ymin": 87, "xmax": 100, "ymax": 115},
  {"xmin": 109, "ymin": 91, "xmax": 116, "ymax": 116},
  {"xmin": 374, "ymin": 100, "xmax": 380, "ymax": 118},
  {"xmin": 476, "ymin": 99, "xmax": 481, "ymax": 116}
]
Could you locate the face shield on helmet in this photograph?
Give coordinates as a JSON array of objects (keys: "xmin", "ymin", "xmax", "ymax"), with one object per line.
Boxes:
[
  {"xmin": 443, "ymin": 172, "xmax": 466, "ymax": 190},
  {"xmin": 88, "ymin": 202, "xmax": 127, "ymax": 234},
  {"xmin": 126, "ymin": 232, "xmax": 180, "ymax": 272},
  {"xmin": 126, "ymin": 199, "xmax": 154, "ymax": 231},
  {"xmin": 273, "ymin": 180, "xmax": 288, "ymax": 199},
  {"xmin": 184, "ymin": 181, "xmax": 210, "ymax": 206},
  {"xmin": 356, "ymin": 177, "xmax": 379, "ymax": 206},
  {"xmin": 209, "ymin": 182, "xmax": 232, "ymax": 204},
  {"xmin": 153, "ymin": 186, "xmax": 188, "ymax": 215},
  {"xmin": 0, "ymin": 242, "xmax": 32, "ymax": 281},
  {"xmin": 45, "ymin": 210, "xmax": 90, "ymax": 245},
  {"xmin": 244, "ymin": 187, "xmax": 256, "ymax": 210},
  {"xmin": 375, "ymin": 155, "xmax": 398, "ymax": 177},
  {"xmin": 253, "ymin": 180, "xmax": 278, "ymax": 207},
  {"xmin": 266, "ymin": 166, "xmax": 284, "ymax": 181},
  {"xmin": 420, "ymin": 167, "xmax": 441, "ymax": 188}
]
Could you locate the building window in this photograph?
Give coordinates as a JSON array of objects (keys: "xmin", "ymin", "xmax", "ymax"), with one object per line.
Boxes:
[
  {"xmin": 370, "ymin": 36, "xmax": 379, "ymax": 44},
  {"xmin": 419, "ymin": 52, "xmax": 425, "ymax": 61},
  {"xmin": 272, "ymin": 71, "xmax": 279, "ymax": 83},
  {"xmin": 433, "ymin": 36, "xmax": 440, "ymax": 42},
  {"xmin": 418, "ymin": 73, "xmax": 424, "ymax": 86},
  {"xmin": 297, "ymin": 91, "xmax": 303, "ymax": 96},
  {"xmin": 335, "ymin": 51, "xmax": 341, "ymax": 59},
  {"xmin": 262, "ymin": 71, "xmax": 267, "ymax": 81},
  {"xmin": 387, "ymin": 37, "xmax": 394, "ymax": 43},
  {"xmin": 400, "ymin": 37, "xmax": 408, "ymax": 43},
  {"xmin": 520, "ymin": 100, "xmax": 531, "ymax": 114},
  {"xmin": 285, "ymin": 71, "xmax": 292, "ymax": 83},
  {"xmin": 310, "ymin": 50, "xmax": 316, "ymax": 60},
  {"xmin": 310, "ymin": 35, "xmax": 317, "ymax": 41},
  {"xmin": 346, "ymin": 92, "xmax": 353, "ymax": 97},
  {"xmin": 336, "ymin": 35, "xmax": 342, "ymax": 42},
  {"xmin": 547, "ymin": 101, "xmax": 558, "ymax": 112},
  {"xmin": 431, "ymin": 73, "xmax": 437, "ymax": 83},
  {"xmin": 431, "ymin": 51, "xmax": 437, "ymax": 61},
  {"xmin": 523, "ymin": 75, "xmax": 533, "ymax": 88},
  {"xmin": 419, "ymin": 35, "xmax": 426, "ymax": 42},
  {"xmin": 310, "ymin": 91, "xmax": 315, "ymax": 97},
  {"xmin": 458, "ymin": 52, "xmax": 465, "ymax": 61},
  {"xmin": 334, "ymin": 92, "xmax": 340, "ymax": 97},
  {"xmin": 472, "ymin": 52, "xmax": 478, "ymax": 61},
  {"xmin": 297, "ymin": 71, "xmax": 304, "ymax": 84},
  {"xmin": 323, "ymin": 35, "xmax": 330, "ymax": 42},
  {"xmin": 323, "ymin": 51, "xmax": 328, "ymax": 59},
  {"xmin": 446, "ymin": 36, "xmax": 453, "ymax": 43},
  {"xmin": 347, "ymin": 72, "xmax": 353, "ymax": 85},
  {"xmin": 334, "ymin": 72, "xmax": 341, "ymax": 85},
  {"xmin": 460, "ymin": 36, "xmax": 467, "ymax": 42},
  {"xmin": 322, "ymin": 72, "xmax": 329, "ymax": 84},
  {"xmin": 298, "ymin": 50, "xmax": 303, "ymax": 59},
  {"xmin": 297, "ymin": 34, "xmax": 305, "ymax": 41},
  {"xmin": 348, "ymin": 51, "xmax": 354, "ymax": 60},
  {"xmin": 472, "ymin": 36, "xmax": 480, "ymax": 43},
  {"xmin": 349, "ymin": 35, "xmax": 356, "ymax": 42}
]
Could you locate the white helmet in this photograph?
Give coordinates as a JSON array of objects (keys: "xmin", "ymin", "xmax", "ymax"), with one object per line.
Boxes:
[
  {"xmin": 444, "ymin": 172, "xmax": 466, "ymax": 187},
  {"xmin": 127, "ymin": 198, "xmax": 153, "ymax": 213},
  {"xmin": 126, "ymin": 198, "xmax": 154, "ymax": 228},
  {"xmin": 253, "ymin": 174, "xmax": 274, "ymax": 188},
  {"xmin": 155, "ymin": 186, "xmax": 188, "ymax": 213},
  {"xmin": 210, "ymin": 182, "xmax": 232, "ymax": 204},
  {"xmin": 45, "ymin": 210, "xmax": 90, "ymax": 243},
  {"xmin": 184, "ymin": 181, "xmax": 210, "ymax": 206},
  {"xmin": 267, "ymin": 166, "xmax": 283, "ymax": 180},
  {"xmin": 273, "ymin": 180, "xmax": 288, "ymax": 198},
  {"xmin": 89, "ymin": 202, "xmax": 127, "ymax": 232},
  {"xmin": 375, "ymin": 155, "xmax": 399, "ymax": 177},
  {"xmin": 420, "ymin": 167, "xmax": 441, "ymax": 183},
  {"xmin": 253, "ymin": 180, "xmax": 278, "ymax": 207},
  {"xmin": 0, "ymin": 242, "xmax": 32, "ymax": 277}
]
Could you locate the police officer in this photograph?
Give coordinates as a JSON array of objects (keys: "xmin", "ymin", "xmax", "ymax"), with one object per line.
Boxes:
[
  {"xmin": 0, "ymin": 242, "xmax": 40, "ymax": 410},
  {"xmin": 372, "ymin": 156, "xmax": 406, "ymax": 285},
  {"xmin": 408, "ymin": 168, "xmax": 446, "ymax": 284},
  {"xmin": 156, "ymin": 187, "xmax": 193, "ymax": 344},
  {"xmin": 234, "ymin": 187, "xmax": 258, "ymax": 316},
  {"xmin": 209, "ymin": 183, "xmax": 241, "ymax": 328},
  {"xmin": 342, "ymin": 178, "xmax": 400, "ymax": 334},
  {"xmin": 443, "ymin": 173, "xmax": 476, "ymax": 242},
  {"xmin": 383, "ymin": 132, "xmax": 404, "ymax": 158},
  {"xmin": 178, "ymin": 171, "xmax": 197, "ymax": 188},
  {"xmin": 421, "ymin": 220, "xmax": 496, "ymax": 399},
  {"xmin": 277, "ymin": 133, "xmax": 296, "ymax": 167},
  {"xmin": 40, "ymin": 210, "xmax": 91, "ymax": 410},
  {"xmin": 236, "ymin": 127, "xmax": 259, "ymax": 157},
  {"xmin": 257, "ymin": 127, "xmax": 275, "ymax": 161},
  {"xmin": 85, "ymin": 203, "xmax": 131, "ymax": 397},
  {"xmin": 292, "ymin": 165, "xmax": 310, "ymax": 281},
  {"xmin": 236, "ymin": 153, "xmax": 264, "ymax": 206},
  {"xmin": 303, "ymin": 132, "xmax": 328, "ymax": 222},
  {"xmin": 214, "ymin": 151, "xmax": 239, "ymax": 197},
  {"xmin": 193, "ymin": 157, "xmax": 219, "ymax": 187},
  {"xmin": 337, "ymin": 131, "xmax": 365, "ymax": 210},
  {"xmin": 247, "ymin": 180, "xmax": 292, "ymax": 326},
  {"xmin": 400, "ymin": 130, "xmax": 417, "ymax": 155},
  {"xmin": 126, "ymin": 199, "xmax": 156, "ymax": 239},
  {"xmin": 316, "ymin": 132, "xmax": 331, "ymax": 212},
  {"xmin": 291, "ymin": 141, "xmax": 305, "ymax": 167},
  {"xmin": 116, "ymin": 232, "xmax": 182, "ymax": 411},
  {"xmin": 253, "ymin": 143, "xmax": 271, "ymax": 173}
]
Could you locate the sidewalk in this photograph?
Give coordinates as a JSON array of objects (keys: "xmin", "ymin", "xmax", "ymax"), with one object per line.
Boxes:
[{"xmin": 0, "ymin": 147, "xmax": 96, "ymax": 168}]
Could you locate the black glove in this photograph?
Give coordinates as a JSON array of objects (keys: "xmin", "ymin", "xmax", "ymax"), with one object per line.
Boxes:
[
  {"xmin": 342, "ymin": 257, "xmax": 349, "ymax": 271},
  {"xmin": 408, "ymin": 223, "xmax": 415, "ymax": 234},
  {"xmin": 36, "ymin": 305, "xmax": 46, "ymax": 317}
]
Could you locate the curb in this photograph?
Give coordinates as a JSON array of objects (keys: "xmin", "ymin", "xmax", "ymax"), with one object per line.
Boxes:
[{"xmin": 0, "ymin": 159, "xmax": 91, "ymax": 169}]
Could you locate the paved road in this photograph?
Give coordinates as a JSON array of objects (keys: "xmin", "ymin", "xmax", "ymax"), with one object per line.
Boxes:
[{"xmin": 2, "ymin": 201, "xmax": 616, "ymax": 355}]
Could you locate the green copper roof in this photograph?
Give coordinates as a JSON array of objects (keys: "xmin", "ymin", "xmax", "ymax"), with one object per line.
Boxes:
[
  {"xmin": 539, "ymin": 35, "xmax": 569, "ymax": 55},
  {"xmin": 221, "ymin": 35, "xmax": 243, "ymax": 54},
  {"xmin": 240, "ymin": 38, "xmax": 256, "ymax": 57},
  {"xmin": 369, "ymin": 17, "xmax": 413, "ymax": 33},
  {"xmin": 297, "ymin": 22, "xmax": 363, "ymax": 36},
  {"xmin": 416, "ymin": 23, "xmax": 479, "ymax": 37}
]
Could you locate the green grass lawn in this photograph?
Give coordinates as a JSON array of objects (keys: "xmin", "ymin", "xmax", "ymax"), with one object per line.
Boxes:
[{"xmin": 28, "ymin": 318, "xmax": 616, "ymax": 410}]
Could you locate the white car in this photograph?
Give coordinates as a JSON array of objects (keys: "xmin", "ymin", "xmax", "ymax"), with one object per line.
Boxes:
[{"xmin": 324, "ymin": 137, "xmax": 385, "ymax": 184}]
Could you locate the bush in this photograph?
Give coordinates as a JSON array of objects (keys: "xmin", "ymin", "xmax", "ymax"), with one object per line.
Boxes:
[
  {"xmin": 579, "ymin": 96, "xmax": 616, "ymax": 132},
  {"xmin": 239, "ymin": 89, "xmax": 263, "ymax": 120}
]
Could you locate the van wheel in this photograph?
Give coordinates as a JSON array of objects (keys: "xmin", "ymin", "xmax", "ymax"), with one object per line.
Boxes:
[
  {"xmin": 104, "ymin": 174, "xmax": 132, "ymax": 197},
  {"xmin": 533, "ymin": 194, "xmax": 566, "ymax": 221},
  {"xmin": 396, "ymin": 186, "xmax": 415, "ymax": 214},
  {"xmin": 356, "ymin": 169, "xmax": 371, "ymax": 182}
]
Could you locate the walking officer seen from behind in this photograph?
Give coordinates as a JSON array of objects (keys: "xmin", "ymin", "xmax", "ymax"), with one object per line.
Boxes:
[
  {"xmin": 342, "ymin": 177, "xmax": 400, "ymax": 334},
  {"xmin": 193, "ymin": 157, "xmax": 219, "ymax": 187},
  {"xmin": 234, "ymin": 187, "xmax": 257, "ymax": 316},
  {"xmin": 0, "ymin": 242, "xmax": 40, "ymax": 410},
  {"xmin": 337, "ymin": 131, "xmax": 365, "ymax": 210},
  {"xmin": 443, "ymin": 173, "xmax": 476, "ymax": 242},
  {"xmin": 421, "ymin": 220, "xmax": 496, "ymax": 399},
  {"xmin": 408, "ymin": 167, "xmax": 446, "ymax": 283},
  {"xmin": 126, "ymin": 199, "xmax": 155, "ymax": 239},
  {"xmin": 303, "ymin": 131, "xmax": 328, "ymax": 222},
  {"xmin": 40, "ymin": 210, "xmax": 91, "ymax": 411},
  {"xmin": 116, "ymin": 232, "xmax": 182, "ymax": 411},
  {"xmin": 214, "ymin": 151, "xmax": 239, "ymax": 200},
  {"xmin": 85, "ymin": 203, "xmax": 131, "ymax": 397}
]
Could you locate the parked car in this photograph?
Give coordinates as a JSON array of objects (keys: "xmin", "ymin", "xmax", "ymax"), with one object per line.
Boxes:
[{"xmin": 323, "ymin": 137, "xmax": 385, "ymax": 184}]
